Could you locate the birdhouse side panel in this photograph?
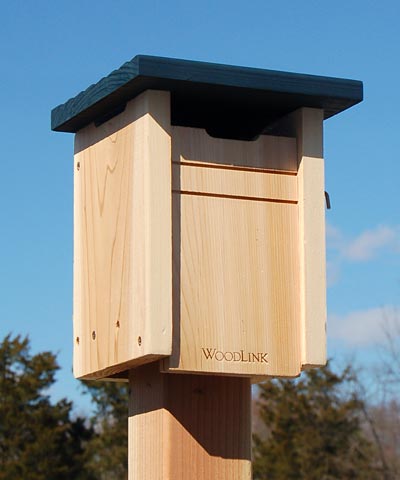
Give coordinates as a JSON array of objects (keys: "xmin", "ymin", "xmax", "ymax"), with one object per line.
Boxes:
[{"xmin": 73, "ymin": 91, "xmax": 172, "ymax": 379}]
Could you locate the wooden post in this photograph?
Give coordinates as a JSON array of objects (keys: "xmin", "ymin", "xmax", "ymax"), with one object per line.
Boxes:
[{"xmin": 128, "ymin": 364, "xmax": 251, "ymax": 480}]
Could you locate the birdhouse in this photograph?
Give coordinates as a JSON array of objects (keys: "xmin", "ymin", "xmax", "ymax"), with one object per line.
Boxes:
[{"xmin": 51, "ymin": 56, "xmax": 363, "ymax": 381}]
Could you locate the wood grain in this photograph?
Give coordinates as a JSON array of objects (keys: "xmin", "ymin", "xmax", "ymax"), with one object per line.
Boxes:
[
  {"xmin": 73, "ymin": 90, "xmax": 172, "ymax": 379},
  {"xmin": 129, "ymin": 364, "xmax": 252, "ymax": 479},
  {"xmin": 164, "ymin": 127, "xmax": 302, "ymax": 378}
]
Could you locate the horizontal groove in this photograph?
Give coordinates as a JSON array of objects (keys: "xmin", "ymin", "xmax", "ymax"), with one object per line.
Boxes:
[
  {"xmin": 173, "ymin": 190, "xmax": 298, "ymax": 205},
  {"xmin": 173, "ymin": 161, "xmax": 297, "ymax": 176}
]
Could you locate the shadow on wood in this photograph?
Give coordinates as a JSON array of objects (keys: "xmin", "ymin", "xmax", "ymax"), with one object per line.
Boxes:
[{"xmin": 129, "ymin": 363, "xmax": 252, "ymax": 479}]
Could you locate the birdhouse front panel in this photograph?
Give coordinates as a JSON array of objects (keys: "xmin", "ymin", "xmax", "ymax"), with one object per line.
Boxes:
[{"xmin": 162, "ymin": 127, "xmax": 303, "ymax": 377}]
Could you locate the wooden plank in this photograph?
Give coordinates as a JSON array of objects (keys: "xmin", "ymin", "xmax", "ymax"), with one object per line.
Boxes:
[
  {"xmin": 129, "ymin": 363, "xmax": 252, "ymax": 479},
  {"xmin": 166, "ymin": 195, "xmax": 301, "ymax": 377},
  {"xmin": 73, "ymin": 90, "xmax": 172, "ymax": 379},
  {"xmin": 51, "ymin": 55, "xmax": 363, "ymax": 134},
  {"xmin": 290, "ymin": 108, "xmax": 327, "ymax": 369},
  {"xmin": 172, "ymin": 126, "xmax": 298, "ymax": 172},
  {"xmin": 173, "ymin": 163, "xmax": 297, "ymax": 202}
]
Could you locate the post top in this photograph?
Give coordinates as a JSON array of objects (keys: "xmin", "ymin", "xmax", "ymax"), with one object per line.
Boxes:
[{"xmin": 51, "ymin": 55, "xmax": 363, "ymax": 138}]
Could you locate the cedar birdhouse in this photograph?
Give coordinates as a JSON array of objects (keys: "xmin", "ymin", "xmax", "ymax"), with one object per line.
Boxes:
[{"xmin": 51, "ymin": 56, "xmax": 363, "ymax": 380}]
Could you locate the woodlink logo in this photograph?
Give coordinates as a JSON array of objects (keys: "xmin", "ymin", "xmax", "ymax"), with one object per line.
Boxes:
[{"xmin": 201, "ymin": 348, "xmax": 268, "ymax": 364}]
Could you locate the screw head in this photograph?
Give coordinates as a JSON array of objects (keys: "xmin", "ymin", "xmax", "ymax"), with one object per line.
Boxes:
[
  {"xmin": 76, "ymin": 336, "xmax": 80, "ymax": 345},
  {"xmin": 92, "ymin": 331, "xmax": 96, "ymax": 340},
  {"xmin": 137, "ymin": 336, "xmax": 142, "ymax": 346},
  {"xmin": 76, "ymin": 161, "xmax": 80, "ymax": 171}
]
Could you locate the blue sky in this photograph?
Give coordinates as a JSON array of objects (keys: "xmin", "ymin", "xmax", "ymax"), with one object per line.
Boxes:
[{"xmin": 1, "ymin": 1, "xmax": 399, "ymax": 411}]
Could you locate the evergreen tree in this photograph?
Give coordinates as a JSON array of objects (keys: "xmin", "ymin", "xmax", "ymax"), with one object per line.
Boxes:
[
  {"xmin": 253, "ymin": 363, "xmax": 381, "ymax": 480},
  {"xmin": 82, "ymin": 381, "xmax": 128, "ymax": 480},
  {"xmin": 0, "ymin": 334, "xmax": 94, "ymax": 480}
]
